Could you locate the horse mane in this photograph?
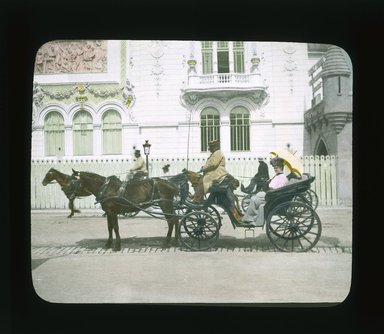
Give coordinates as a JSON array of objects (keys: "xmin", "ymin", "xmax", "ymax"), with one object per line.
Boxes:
[
  {"xmin": 80, "ymin": 171, "xmax": 106, "ymax": 181},
  {"xmin": 105, "ymin": 175, "xmax": 122, "ymax": 186}
]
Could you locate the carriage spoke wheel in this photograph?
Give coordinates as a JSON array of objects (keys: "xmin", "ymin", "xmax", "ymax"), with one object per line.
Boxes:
[
  {"xmin": 266, "ymin": 201, "xmax": 322, "ymax": 252},
  {"xmin": 178, "ymin": 210, "xmax": 220, "ymax": 251},
  {"xmin": 174, "ymin": 204, "xmax": 221, "ymax": 226},
  {"xmin": 306, "ymin": 189, "xmax": 319, "ymax": 210},
  {"xmin": 294, "ymin": 190, "xmax": 319, "ymax": 210}
]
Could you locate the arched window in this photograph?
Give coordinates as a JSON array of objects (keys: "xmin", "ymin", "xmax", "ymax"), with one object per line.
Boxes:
[
  {"xmin": 316, "ymin": 139, "xmax": 329, "ymax": 156},
  {"xmin": 230, "ymin": 106, "xmax": 250, "ymax": 151},
  {"xmin": 200, "ymin": 107, "xmax": 220, "ymax": 152},
  {"xmin": 44, "ymin": 111, "xmax": 65, "ymax": 156},
  {"xmin": 102, "ymin": 110, "xmax": 122, "ymax": 155},
  {"xmin": 73, "ymin": 110, "xmax": 93, "ymax": 155}
]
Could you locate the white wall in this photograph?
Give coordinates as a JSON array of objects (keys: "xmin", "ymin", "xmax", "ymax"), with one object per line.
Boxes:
[{"xmin": 32, "ymin": 40, "xmax": 318, "ymax": 160}]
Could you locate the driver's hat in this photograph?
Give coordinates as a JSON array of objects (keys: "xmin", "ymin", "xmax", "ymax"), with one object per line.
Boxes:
[{"xmin": 208, "ymin": 139, "xmax": 220, "ymax": 151}]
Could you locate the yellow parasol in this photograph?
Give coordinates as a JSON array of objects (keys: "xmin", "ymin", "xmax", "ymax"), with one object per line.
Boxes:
[{"xmin": 270, "ymin": 148, "xmax": 303, "ymax": 176}]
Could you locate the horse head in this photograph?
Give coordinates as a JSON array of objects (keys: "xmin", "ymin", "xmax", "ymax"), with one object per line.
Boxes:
[
  {"xmin": 183, "ymin": 169, "xmax": 202, "ymax": 188},
  {"xmin": 42, "ymin": 168, "xmax": 57, "ymax": 186}
]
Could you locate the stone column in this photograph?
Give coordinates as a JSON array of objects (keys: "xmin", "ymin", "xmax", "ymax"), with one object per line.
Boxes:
[
  {"xmin": 220, "ymin": 117, "xmax": 231, "ymax": 152},
  {"xmin": 64, "ymin": 125, "xmax": 73, "ymax": 156},
  {"xmin": 93, "ymin": 124, "xmax": 102, "ymax": 156}
]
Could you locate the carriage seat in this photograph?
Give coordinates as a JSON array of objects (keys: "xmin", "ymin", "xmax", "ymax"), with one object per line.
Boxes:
[
  {"xmin": 265, "ymin": 175, "xmax": 314, "ymax": 203},
  {"xmin": 263, "ymin": 175, "xmax": 315, "ymax": 219},
  {"xmin": 210, "ymin": 174, "xmax": 239, "ymax": 193}
]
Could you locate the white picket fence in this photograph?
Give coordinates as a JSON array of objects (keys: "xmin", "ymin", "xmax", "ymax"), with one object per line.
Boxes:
[{"xmin": 31, "ymin": 155, "xmax": 338, "ymax": 210}]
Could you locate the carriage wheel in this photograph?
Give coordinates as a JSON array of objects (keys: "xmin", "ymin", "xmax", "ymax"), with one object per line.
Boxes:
[
  {"xmin": 175, "ymin": 202, "xmax": 222, "ymax": 227},
  {"xmin": 307, "ymin": 189, "xmax": 319, "ymax": 210},
  {"xmin": 178, "ymin": 210, "xmax": 220, "ymax": 251},
  {"xmin": 266, "ymin": 201, "xmax": 322, "ymax": 252},
  {"xmin": 294, "ymin": 190, "xmax": 319, "ymax": 210},
  {"xmin": 241, "ymin": 194, "xmax": 252, "ymax": 212}
]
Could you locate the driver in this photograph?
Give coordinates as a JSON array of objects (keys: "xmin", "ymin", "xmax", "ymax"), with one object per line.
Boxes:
[
  {"xmin": 128, "ymin": 149, "xmax": 147, "ymax": 180},
  {"xmin": 191, "ymin": 139, "xmax": 228, "ymax": 204}
]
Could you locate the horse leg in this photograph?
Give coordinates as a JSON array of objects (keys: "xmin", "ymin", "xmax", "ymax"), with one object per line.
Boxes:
[
  {"xmin": 105, "ymin": 213, "xmax": 113, "ymax": 249},
  {"xmin": 67, "ymin": 199, "xmax": 74, "ymax": 218},
  {"xmin": 159, "ymin": 201, "xmax": 179, "ymax": 247},
  {"xmin": 67, "ymin": 198, "xmax": 81, "ymax": 218},
  {"xmin": 111, "ymin": 214, "xmax": 121, "ymax": 252}
]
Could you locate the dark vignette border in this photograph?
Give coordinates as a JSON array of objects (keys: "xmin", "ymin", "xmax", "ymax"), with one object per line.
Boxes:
[{"xmin": 3, "ymin": 0, "xmax": 382, "ymax": 333}]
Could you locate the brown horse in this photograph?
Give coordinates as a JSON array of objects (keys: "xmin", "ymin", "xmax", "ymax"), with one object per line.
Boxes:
[
  {"xmin": 72, "ymin": 169, "xmax": 180, "ymax": 251},
  {"xmin": 42, "ymin": 168, "xmax": 92, "ymax": 218}
]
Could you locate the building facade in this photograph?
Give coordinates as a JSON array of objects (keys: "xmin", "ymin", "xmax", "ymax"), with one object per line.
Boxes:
[
  {"xmin": 32, "ymin": 40, "xmax": 325, "ymax": 160},
  {"xmin": 304, "ymin": 45, "xmax": 353, "ymax": 205}
]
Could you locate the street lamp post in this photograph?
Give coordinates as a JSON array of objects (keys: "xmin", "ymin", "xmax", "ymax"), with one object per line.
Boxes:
[{"xmin": 142, "ymin": 140, "xmax": 151, "ymax": 178}]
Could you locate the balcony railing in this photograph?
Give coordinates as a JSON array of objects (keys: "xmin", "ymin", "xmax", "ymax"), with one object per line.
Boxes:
[{"xmin": 187, "ymin": 72, "xmax": 265, "ymax": 89}]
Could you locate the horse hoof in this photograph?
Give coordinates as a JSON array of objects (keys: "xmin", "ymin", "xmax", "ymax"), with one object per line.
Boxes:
[
  {"xmin": 67, "ymin": 215, "xmax": 73, "ymax": 218},
  {"xmin": 113, "ymin": 246, "xmax": 121, "ymax": 252}
]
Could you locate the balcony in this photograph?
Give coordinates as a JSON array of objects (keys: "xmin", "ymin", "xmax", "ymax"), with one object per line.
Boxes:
[{"xmin": 180, "ymin": 72, "xmax": 269, "ymax": 108}]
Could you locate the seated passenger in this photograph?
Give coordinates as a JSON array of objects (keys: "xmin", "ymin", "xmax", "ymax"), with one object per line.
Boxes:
[{"xmin": 241, "ymin": 157, "xmax": 288, "ymax": 226}]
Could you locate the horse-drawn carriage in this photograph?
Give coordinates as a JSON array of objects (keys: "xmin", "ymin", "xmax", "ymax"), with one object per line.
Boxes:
[
  {"xmin": 60, "ymin": 166, "xmax": 320, "ymax": 253},
  {"xmin": 43, "ymin": 153, "xmax": 321, "ymax": 253},
  {"xmin": 177, "ymin": 172, "xmax": 322, "ymax": 252}
]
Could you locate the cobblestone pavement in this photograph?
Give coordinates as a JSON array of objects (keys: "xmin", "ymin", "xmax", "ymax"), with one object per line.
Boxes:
[{"xmin": 32, "ymin": 244, "xmax": 352, "ymax": 257}]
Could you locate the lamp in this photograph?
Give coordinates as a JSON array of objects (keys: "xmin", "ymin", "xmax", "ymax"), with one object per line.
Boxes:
[{"xmin": 143, "ymin": 140, "xmax": 151, "ymax": 177}]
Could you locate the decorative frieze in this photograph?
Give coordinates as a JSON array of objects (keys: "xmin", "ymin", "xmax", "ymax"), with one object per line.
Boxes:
[{"xmin": 34, "ymin": 40, "xmax": 108, "ymax": 74}]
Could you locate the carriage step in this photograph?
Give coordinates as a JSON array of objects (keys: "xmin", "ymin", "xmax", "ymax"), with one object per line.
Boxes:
[{"xmin": 235, "ymin": 221, "xmax": 255, "ymax": 228}]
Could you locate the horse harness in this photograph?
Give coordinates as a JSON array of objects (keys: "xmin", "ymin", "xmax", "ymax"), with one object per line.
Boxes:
[{"xmin": 96, "ymin": 176, "xmax": 166, "ymax": 209}]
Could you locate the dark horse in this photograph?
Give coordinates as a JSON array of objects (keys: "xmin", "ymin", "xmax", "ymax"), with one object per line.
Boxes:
[
  {"xmin": 42, "ymin": 168, "xmax": 92, "ymax": 218},
  {"xmin": 72, "ymin": 169, "xmax": 180, "ymax": 251}
]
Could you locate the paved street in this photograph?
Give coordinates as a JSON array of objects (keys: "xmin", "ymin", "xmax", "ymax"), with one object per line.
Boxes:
[{"xmin": 31, "ymin": 206, "xmax": 352, "ymax": 304}]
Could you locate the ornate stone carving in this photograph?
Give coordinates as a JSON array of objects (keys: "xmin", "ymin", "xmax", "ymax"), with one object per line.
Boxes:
[
  {"xmin": 283, "ymin": 45, "xmax": 298, "ymax": 94},
  {"xmin": 35, "ymin": 40, "xmax": 108, "ymax": 74},
  {"xmin": 32, "ymin": 82, "xmax": 45, "ymax": 130},
  {"xmin": 150, "ymin": 41, "xmax": 166, "ymax": 96},
  {"xmin": 85, "ymin": 83, "xmax": 122, "ymax": 98},
  {"xmin": 187, "ymin": 59, "xmax": 197, "ymax": 74},
  {"xmin": 122, "ymin": 79, "xmax": 136, "ymax": 109}
]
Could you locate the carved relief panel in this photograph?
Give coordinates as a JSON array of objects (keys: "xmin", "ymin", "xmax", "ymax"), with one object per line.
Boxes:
[{"xmin": 35, "ymin": 40, "xmax": 108, "ymax": 74}]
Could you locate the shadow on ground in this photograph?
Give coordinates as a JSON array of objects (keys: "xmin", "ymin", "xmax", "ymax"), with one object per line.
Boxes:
[
  {"xmin": 31, "ymin": 258, "xmax": 51, "ymax": 270},
  {"xmin": 75, "ymin": 233, "xmax": 274, "ymax": 251}
]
